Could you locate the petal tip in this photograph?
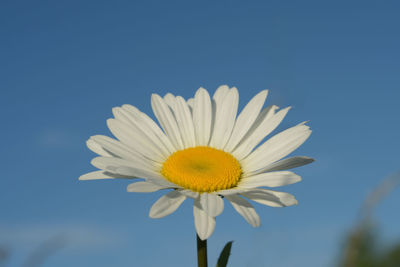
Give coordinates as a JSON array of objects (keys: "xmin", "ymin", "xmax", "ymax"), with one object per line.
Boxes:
[
  {"xmin": 148, "ymin": 213, "xmax": 158, "ymax": 219},
  {"xmin": 151, "ymin": 93, "xmax": 161, "ymax": 101},
  {"xmin": 230, "ymin": 87, "xmax": 239, "ymax": 94},
  {"xmin": 126, "ymin": 183, "xmax": 134, "ymax": 192},
  {"xmin": 306, "ymin": 157, "xmax": 316, "ymax": 163},
  {"xmin": 149, "ymin": 208, "xmax": 161, "ymax": 219},
  {"xmin": 86, "ymin": 138, "xmax": 94, "ymax": 146},
  {"xmin": 260, "ymin": 89, "xmax": 269, "ymax": 96},
  {"xmin": 112, "ymin": 107, "xmax": 120, "ymax": 116}
]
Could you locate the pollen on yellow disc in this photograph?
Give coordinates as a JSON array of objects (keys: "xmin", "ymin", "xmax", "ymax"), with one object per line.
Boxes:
[{"xmin": 161, "ymin": 146, "xmax": 242, "ymax": 193}]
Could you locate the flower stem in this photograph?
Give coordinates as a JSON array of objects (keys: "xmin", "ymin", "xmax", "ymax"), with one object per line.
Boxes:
[{"xmin": 197, "ymin": 234, "xmax": 208, "ymax": 267}]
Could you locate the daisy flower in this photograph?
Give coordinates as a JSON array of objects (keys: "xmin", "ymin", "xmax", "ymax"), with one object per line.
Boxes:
[{"xmin": 79, "ymin": 85, "xmax": 313, "ymax": 240}]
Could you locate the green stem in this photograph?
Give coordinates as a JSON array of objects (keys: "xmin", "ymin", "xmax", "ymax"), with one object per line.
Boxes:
[{"xmin": 197, "ymin": 234, "xmax": 208, "ymax": 267}]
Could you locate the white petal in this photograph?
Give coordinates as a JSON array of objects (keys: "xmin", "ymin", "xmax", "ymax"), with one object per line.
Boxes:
[
  {"xmin": 91, "ymin": 156, "xmax": 161, "ymax": 180},
  {"xmin": 180, "ymin": 190, "xmax": 199, "ymax": 199},
  {"xmin": 239, "ymin": 171, "xmax": 301, "ymax": 188},
  {"xmin": 112, "ymin": 107, "xmax": 169, "ymax": 159},
  {"xmin": 232, "ymin": 106, "xmax": 290, "ymax": 160},
  {"xmin": 113, "ymin": 107, "xmax": 172, "ymax": 158},
  {"xmin": 127, "ymin": 181, "xmax": 170, "ymax": 192},
  {"xmin": 151, "ymin": 94, "xmax": 184, "ymax": 150},
  {"xmin": 213, "ymin": 85, "xmax": 230, "ymax": 103},
  {"xmin": 174, "ymin": 96, "xmax": 196, "ymax": 148},
  {"xmin": 90, "ymin": 135, "xmax": 159, "ymax": 170},
  {"xmin": 122, "ymin": 104, "xmax": 176, "ymax": 155},
  {"xmin": 248, "ymin": 105, "xmax": 279, "ymax": 129},
  {"xmin": 209, "ymin": 85, "xmax": 229, "ymax": 145},
  {"xmin": 261, "ymin": 105, "xmax": 279, "ymax": 121},
  {"xmin": 242, "ymin": 124, "xmax": 312, "ymax": 173},
  {"xmin": 226, "ymin": 195, "xmax": 260, "ymax": 227},
  {"xmin": 192, "ymin": 88, "xmax": 212, "ymax": 146},
  {"xmin": 254, "ymin": 156, "xmax": 315, "ymax": 174},
  {"xmin": 199, "ymin": 193, "xmax": 224, "ymax": 217},
  {"xmin": 193, "ymin": 198, "xmax": 216, "ymax": 240},
  {"xmin": 163, "ymin": 93, "xmax": 176, "ymax": 109},
  {"xmin": 145, "ymin": 177, "xmax": 180, "ymax": 188},
  {"xmin": 79, "ymin": 170, "xmax": 123, "ymax": 180},
  {"xmin": 215, "ymin": 188, "xmax": 246, "ymax": 196},
  {"xmin": 224, "ymin": 90, "xmax": 268, "ymax": 152},
  {"xmin": 107, "ymin": 119, "xmax": 165, "ymax": 163},
  {"xmin": 89, "ymin": 135, "xmax": 131, "ymax": 159},
  {"xmin": 162, "ymin": 94, "xmax": 196, "ymax": 148},
  {"xmin": 112, "ymin": 106, "xmax": 131, "ymax": 125},
  {"xmin": 149, "ymin": 190, "xmax": 186, "ymax": 218},
  {"xmin": 187, "ymin": 98, "xmax": 194, "ymax": 108},
  {"xmin": 86, "ymin": 139, "xmax": 112, "ymax": 157},
  {"xmin": 241, "ymin": 188, "xmax": 298, "ymax": 207},
  {"xmin": 209, "ymin": 88, "xmax": 239, "ymax": 149},
  {"xmin": 239, "ymin": 105, "xmax": 279, "ymax": 144}
]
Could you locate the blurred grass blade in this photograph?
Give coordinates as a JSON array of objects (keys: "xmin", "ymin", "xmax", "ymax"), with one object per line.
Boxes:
[{"xmin": 216, "ymin": 241, "xmax": 233, "ymax": 267}]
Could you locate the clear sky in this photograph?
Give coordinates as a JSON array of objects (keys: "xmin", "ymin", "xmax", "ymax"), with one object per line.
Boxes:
[{"xmin": 1, "ymin": 1, "xmax": 400, "ymax": 266}]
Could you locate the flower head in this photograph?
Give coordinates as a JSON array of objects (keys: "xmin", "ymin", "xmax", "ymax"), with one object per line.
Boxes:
[{"xmin": 79, "ymin": 85, "xmax": 313, "ymax": 240}]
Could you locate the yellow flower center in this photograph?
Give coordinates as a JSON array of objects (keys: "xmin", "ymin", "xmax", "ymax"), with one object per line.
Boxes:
[{"xmin": 161, "ymin": 146, "xmax": 242, "ymax": 193}]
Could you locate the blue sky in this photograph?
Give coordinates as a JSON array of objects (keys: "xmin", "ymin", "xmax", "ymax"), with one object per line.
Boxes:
[{"xmin": 1, "ymin": 1, "xmax": 400, "ymax": 266}]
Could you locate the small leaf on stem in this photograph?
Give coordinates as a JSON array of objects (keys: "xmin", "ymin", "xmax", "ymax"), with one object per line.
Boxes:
[{"xmin": 216, "ymin": 241, "xmax": 233, "ymax": 267}]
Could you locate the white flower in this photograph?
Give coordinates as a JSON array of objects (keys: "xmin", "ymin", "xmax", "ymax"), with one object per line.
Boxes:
[{"xmin": 79, "ymin": 85, "xmax": 313, "ymax": 240}]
